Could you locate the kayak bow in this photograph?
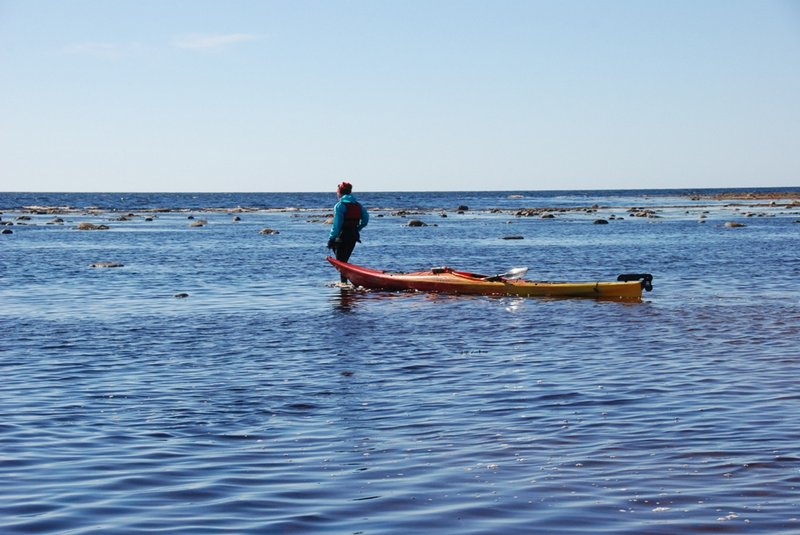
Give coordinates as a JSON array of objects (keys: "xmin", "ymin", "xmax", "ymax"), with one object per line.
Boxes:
[{"xmin": 327, "ymin": 257, "xmax": 652, "ymax": 300}]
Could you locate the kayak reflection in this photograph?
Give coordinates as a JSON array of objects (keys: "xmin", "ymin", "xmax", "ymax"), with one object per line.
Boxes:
[
  {"xmin": 331, "ymin": 285, "xmax": 468, "ymax": 313},
  {"xmin": 332, "ymin": 286, "xmax": 415, "ymax": 312}
]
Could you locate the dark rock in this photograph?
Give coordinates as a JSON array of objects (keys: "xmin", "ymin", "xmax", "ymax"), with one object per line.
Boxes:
[
  {"xmin": 516, "ymin": 208, "xmax": 544, "ymax": 217},
  {"xmin": 76, "ymin": 222, "xmax": 110, "ymax": 230},
  {"xmin": 630, "ymin": 209, "xmax": 657, "ymax": 218},
  {"xmin": 90, "ymin": 262, "xmax": 124, "ymax": 268},
  {"xmin": 1, "ymin": 228, "xmax": 12, "ymax": 235},
  {"xmin": 541, "ymin": 213, "xmax": 555, "ymax": 219},
  {"xmin": 407, "ymin": 220, "xmax": 427, "ymax": 227},
  {"xmin": 593, "ymin": 219, "xmax": 609, "ymax": 225},
  {"xmin": 456, "ymin": 205, "xmax": 469, "ymax": 212},
  {"xmin": 233, "ymin": 216, "xmax": 241, "ymax": 222},
  {"xmin": 174, "ymin": 293, "xmax": 190, "ymax": 298},
  {"xmin": 502, "ymin": 235, "xmax": 524, "ymax": 240}
]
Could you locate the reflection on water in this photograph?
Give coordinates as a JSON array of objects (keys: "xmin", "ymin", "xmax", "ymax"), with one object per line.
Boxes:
[{"xmin": 332, "ymin": 286, "xmax": 360, "ymax": 312}]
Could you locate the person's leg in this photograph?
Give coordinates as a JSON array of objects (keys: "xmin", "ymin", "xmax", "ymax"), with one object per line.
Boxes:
[
  {"xmin": 335, "ymin": 240, "xmax": 356, "ymax": 263},
  {"xmin": 335, "ymin": 240, "xmax": 357, "ymax": 282}
]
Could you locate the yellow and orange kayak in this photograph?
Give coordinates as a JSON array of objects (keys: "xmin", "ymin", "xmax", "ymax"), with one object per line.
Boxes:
[{"xmin": 327, "ymin": 257, "xmax": 653, "ymax": 300}]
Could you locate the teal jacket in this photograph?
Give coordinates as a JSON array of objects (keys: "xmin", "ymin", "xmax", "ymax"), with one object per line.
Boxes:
[{"xmin": 329, "ymin": 194, "xmax": 369, "ymax": 240}]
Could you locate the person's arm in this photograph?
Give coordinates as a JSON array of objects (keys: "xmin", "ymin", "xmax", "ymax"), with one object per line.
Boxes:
[
  {"xmin": 328, "ymin": 202, "xmax": 344, "ymax": 240},
  {"xmin": 359, "ymin": 204, "xmax": 369, "ymax": 231}
]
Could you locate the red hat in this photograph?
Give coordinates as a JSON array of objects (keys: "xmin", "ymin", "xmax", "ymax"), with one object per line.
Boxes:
[{"xmin": 337, "ymin": 182, "xmax": 352, "ymax": 195}]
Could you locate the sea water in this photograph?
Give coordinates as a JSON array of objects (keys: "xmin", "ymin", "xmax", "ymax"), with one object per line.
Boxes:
[{"xmin": 1, "ymin": 189, "xmax": 799, "ymax": 533}]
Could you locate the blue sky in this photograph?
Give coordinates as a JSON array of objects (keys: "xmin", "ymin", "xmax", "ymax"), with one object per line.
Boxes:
[{"xmin": 1, "ymin": 0, "xmax": 798, "ymax": 192}]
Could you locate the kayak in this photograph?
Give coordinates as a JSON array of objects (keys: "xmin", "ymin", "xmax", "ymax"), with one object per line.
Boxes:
[{"xmin": 327, "ymin": 257, "xmax": 653, "ymax": 300}]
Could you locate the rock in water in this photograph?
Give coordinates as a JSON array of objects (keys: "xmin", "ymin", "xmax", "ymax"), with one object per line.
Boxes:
[{"xmin": 76, "ymin": 222, "xmax": 110, "ymax": 230}]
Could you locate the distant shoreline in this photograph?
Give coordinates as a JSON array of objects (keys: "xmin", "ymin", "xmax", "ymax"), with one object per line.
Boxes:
[{"xmin": 688, "ymin": 191, "xmax": 800, "ymax": 200}]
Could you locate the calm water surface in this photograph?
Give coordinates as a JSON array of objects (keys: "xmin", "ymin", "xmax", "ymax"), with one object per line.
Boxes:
[{"xmin": 2, "ymin": 190, "xmax": 800, "ymax": 533}]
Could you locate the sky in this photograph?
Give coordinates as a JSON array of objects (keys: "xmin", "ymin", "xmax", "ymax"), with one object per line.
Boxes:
[{"xmin": 1, "ymin": 0, "xmax": 799, "ymax": 192}]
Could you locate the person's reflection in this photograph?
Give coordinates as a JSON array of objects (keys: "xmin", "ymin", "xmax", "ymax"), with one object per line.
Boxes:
[{"xmin": 334, "ymin": 287, "xmax": 358, "ymax": 312}]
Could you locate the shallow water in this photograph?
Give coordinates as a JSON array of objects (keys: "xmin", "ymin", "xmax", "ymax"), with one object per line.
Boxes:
[{"xmin": 2, "ymin": 190, "xmax": 800, "ymax": 533}]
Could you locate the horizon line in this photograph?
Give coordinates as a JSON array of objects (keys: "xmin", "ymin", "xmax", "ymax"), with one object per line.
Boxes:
[{"xmin": 2, "ymin": 185, "xmax": 799, "ymax": 195}]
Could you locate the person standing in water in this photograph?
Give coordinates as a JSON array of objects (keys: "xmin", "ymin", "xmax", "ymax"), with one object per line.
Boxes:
[{"xmin": 327, "ymin": 181, "xmax": 369, "ymax": 281}]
